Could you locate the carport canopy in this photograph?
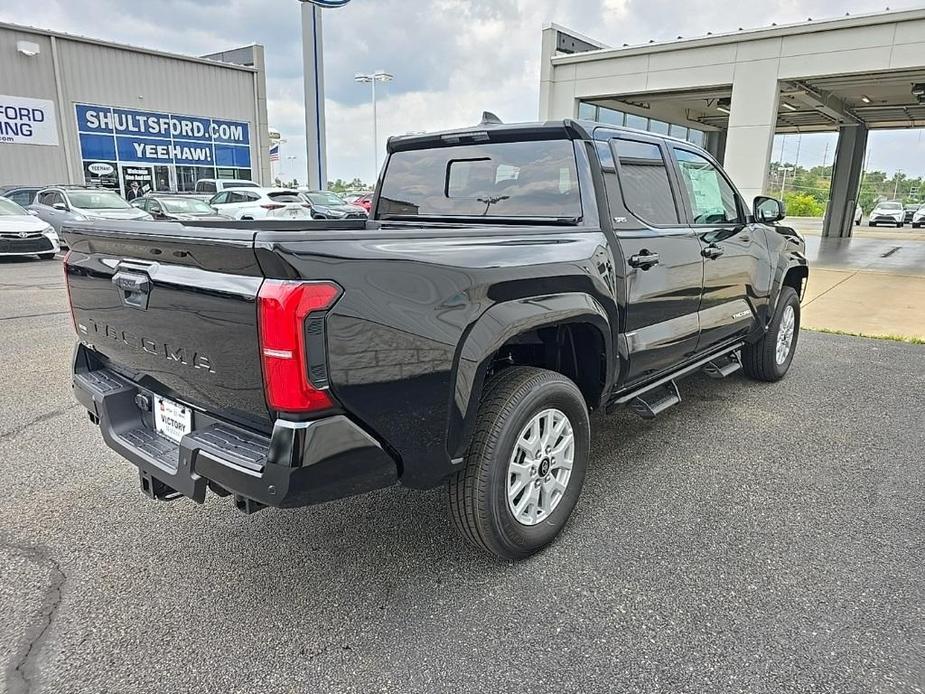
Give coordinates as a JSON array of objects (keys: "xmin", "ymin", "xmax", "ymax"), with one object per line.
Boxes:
[{"xmin": 540, "ymin": 8, "xmax": 925, "ymax": 237}]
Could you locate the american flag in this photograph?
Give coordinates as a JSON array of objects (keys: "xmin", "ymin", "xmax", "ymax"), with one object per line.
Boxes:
[{"xmin": 269, "ymin": 144, "xmax": 280, "ymax": 162}]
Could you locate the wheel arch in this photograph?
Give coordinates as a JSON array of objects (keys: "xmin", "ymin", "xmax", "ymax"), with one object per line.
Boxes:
[
  {"xmin": 446, "ymin": 292, "xmax": 613, "ymax": 463},
  {"xmin": 782, "ymin": 262, "xmax": 809, "ymax": 301},
  {"xmin": 769, "ymin": 255, "xmax": 809, "ymax": 318}
]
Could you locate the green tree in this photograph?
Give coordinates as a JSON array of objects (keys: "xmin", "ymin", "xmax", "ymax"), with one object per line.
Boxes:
[
  {"xmin": 783, "ymin": 192, "xmax": 825, "ymax": 217},
  {"xmin": 327, "ymin": 177, "xmax": 371, "ymax": 194}
]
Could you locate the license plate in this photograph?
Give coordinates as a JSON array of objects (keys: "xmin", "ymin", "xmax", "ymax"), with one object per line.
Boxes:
[{"xmin": 153, "ymin": 396, "xmax": 192, "ymax": 444}]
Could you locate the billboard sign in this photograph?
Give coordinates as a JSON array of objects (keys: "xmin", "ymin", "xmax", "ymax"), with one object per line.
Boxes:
[
  {"xmin": 75, "ymin": 104, "xmax": 251, "ymax": 168},
  {"xmin": 0, "ymin": 95, "xmax": 59, "ymax": 146}
]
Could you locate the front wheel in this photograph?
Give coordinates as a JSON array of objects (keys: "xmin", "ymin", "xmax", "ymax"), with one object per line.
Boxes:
[
  {"xmin": 743, "ymin": 287, "xmax": 800, "ymax": 382},
  {"xmin": 448, "ymin": 366, "xmax": 590, "ymax": 561}
]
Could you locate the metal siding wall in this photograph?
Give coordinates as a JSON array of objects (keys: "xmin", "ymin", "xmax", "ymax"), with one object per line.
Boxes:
[
  {"xmin": 0, "ymin": 27, "xmax": 69, "ymax": 185},
  {"xmin": 1, "ymin": 25, "xmax": 263, "ymax": 187}
]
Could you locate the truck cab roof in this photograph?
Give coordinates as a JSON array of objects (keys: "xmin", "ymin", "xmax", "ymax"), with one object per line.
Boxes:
[{"xmin": 387, "ymin": 116, "xmax": 707, "ymax": 154}]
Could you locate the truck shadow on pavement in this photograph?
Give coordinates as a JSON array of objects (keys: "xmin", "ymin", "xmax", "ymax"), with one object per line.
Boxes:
[{"xmin": 197, "ymin": 372, "xmax": 737, "ymax": 587}]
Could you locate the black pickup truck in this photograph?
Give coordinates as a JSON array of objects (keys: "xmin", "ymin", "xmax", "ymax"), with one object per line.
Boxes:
[{"xmin": 65, "ymin": 117, "xmax": 808, "ymax": 561}]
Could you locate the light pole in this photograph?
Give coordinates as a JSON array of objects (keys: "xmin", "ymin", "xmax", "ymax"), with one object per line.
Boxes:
[
  {"xmin": 779, "ymin": 166, "xmax": 795, "ymax": 197},
  {"xmin": 355, "ymin": 70, "xmax": 393, "ymax": 176}
]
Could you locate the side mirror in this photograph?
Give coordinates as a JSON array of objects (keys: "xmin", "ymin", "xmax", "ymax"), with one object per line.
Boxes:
[
  {"xmin": 754, "ymin": 196, "xmax": 785, "ymax": 224},
  {"xmin": 52, "ymin": 202, "xmax": 68, "ymax": 211},
  {"xmin": 27, "ymin": 209, "xmax": 38, "ymax": 216}
]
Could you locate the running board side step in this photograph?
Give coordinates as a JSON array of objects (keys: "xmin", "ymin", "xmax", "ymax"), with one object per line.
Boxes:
[
  {"xmin": 606, "ymin": 341, "xmax": 745, "ymax": 416},
  {"xmin": 703, "ymin": 352, "xmax": 741, "ymax": 379},
  {"xmin": 629, "ymin": 381, "xmax": 680, "ymax": 419}
]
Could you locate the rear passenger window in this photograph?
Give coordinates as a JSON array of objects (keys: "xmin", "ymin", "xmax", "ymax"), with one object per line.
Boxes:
[
  {"xmin": 612, "ymin": 140, "xmax": 679, "ymax": 226},
  {"xmin": 9, "ymin": 190, "xmax": 35, "ymax": 206}
]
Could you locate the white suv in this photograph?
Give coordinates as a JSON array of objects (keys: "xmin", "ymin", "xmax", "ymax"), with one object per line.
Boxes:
[
  {"xmin": 868, "ymin": 201, "xmax": 905, "ymax": 227},
  {"xmin": 208, "ymin": 188, "xmax": 312, "ymax": 220},
  {"xmin": 912, "ymin": 205, "xmax": 925, "ymax": 229}
]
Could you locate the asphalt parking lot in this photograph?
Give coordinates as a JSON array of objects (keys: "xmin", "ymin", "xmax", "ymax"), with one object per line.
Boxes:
[{"xmin": 1, "ymin": 256, "xmax": 923, "ymax": 694}]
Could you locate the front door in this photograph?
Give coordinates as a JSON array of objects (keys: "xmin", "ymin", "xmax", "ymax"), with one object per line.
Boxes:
[
  {"xmin": 670, "ymin": 147, "xmax": 770, "ymax": 352},
  {"xmin": 597, "ymin": 135, "xmax": 705, "ymax": 385}
]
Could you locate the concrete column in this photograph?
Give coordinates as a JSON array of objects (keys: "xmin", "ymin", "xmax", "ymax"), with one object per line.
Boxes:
[
  {"xmin": 538, "ymin": 26, "xmax": 558, "ymax": 119},
  {"xmin": 824, "ymin": 124, "xmax": 868, "ymax": 238},
  {"xmin": 704, "ymin": 129, "xmax": 727, "ymax": 165},
  {"xmin": 722, "ymin": 59, "xmax": 781, "ymax": 205}
]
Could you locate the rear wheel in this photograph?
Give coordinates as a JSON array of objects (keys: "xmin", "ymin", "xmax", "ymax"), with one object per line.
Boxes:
[
  {"xmin": 448, "ymin": 366, "xmax": 590, "ymax": 561},
  {"xmin": 742, "ymin": 287, "xmax": 800, "ymax": 382}
]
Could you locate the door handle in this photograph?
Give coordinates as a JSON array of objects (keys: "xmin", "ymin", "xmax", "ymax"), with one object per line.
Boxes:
[
  {"xmin": 702, "ymin": 245, "xmax": 724, "ymax": 259},
  {"xmin": 628, "ymin": 251, "xmax": 660, "ymax": 270}
]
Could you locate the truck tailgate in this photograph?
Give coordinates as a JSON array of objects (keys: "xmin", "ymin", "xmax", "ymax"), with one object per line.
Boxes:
[{"xmin": 64, "ymin": 221, "xmax": 271, "ymax": 431}]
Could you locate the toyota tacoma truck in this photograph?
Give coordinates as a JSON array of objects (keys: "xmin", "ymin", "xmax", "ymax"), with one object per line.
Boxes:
[{"xmin": 65, "ymin": 116, "xmax": 808, "ymax": 561}]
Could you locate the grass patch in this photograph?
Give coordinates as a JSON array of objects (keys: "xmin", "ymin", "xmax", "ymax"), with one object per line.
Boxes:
[{"xmin": 805, "ymin": 326, "xmax": 925, "ymax": 345}]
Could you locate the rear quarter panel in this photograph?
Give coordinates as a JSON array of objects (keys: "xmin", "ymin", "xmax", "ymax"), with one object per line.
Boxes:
[{"xmin": 255, "ymin": 227, "xmax": 618, "ymax": 488}]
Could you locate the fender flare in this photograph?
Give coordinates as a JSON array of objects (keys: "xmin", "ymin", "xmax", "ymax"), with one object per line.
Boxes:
[
  {"xmin": 445, "ymin": 292, "xmax": 613, "ymax": 463},
  {"xmin": 771, "ymin": 253, "xmax": 809, "ymax": 313}
]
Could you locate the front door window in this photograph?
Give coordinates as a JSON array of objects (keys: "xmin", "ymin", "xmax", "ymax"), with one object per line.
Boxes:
[{"xmin": 673, "ymin": 149, "xmax": 741, "ymax": 225}]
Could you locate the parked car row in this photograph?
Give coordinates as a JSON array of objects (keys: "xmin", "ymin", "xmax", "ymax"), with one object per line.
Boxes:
[{"xmin": 0, "ymin": 181, "xmax": 370, "ymax": 261}]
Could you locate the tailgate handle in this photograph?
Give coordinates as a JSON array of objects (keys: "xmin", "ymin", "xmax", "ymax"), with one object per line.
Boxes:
[{"xmin": 112, "ymin": 271, "xmax": 151, "ymax": 310}]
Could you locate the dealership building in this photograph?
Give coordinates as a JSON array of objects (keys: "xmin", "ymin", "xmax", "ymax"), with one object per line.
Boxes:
[
  {"xmin": 540, "ymin": 8, "xmax": 925, "ymax": 237},
  {"xmin": 0, "ymin": 21, "xmax": 270, "ymax": 196}
]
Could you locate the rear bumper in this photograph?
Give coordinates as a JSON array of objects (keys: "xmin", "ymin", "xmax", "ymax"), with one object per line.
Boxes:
[{"xmin": 72, "ymin": 347, "xmax": 398, "ymax": 509}]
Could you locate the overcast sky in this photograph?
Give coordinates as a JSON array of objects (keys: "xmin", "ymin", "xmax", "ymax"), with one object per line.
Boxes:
[{"xmin": 2, "ymin": 0, "xmax": 923, "ymax": 184}]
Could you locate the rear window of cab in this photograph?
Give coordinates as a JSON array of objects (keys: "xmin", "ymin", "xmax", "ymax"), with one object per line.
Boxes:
[{"xmin": 377, "ymin": 140, "xmax": 581, "ymax": 220}]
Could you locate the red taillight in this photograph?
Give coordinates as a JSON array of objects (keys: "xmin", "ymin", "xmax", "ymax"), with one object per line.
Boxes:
[
  {"xmin": 63, "ymin": 250, "xmax": 77, "ymax": 333},
  {"xmin": 261, "ymin": 203, "xmax": 285, "ymax": 210},
  {"xmin": 257, "ymin": 280, "xmax": 341, "ymax": 413}
]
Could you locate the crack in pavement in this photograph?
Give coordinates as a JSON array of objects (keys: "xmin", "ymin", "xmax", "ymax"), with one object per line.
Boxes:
[
  {"xmin": 0, "ymin": 404, "xmax": 81, "ymax": 443},
  {"xmin": 0, "ymin": 311, "xmax": 69, "ymax": 322},
  {"xmin": 2, "ymin": 541, "xmax": 67, "ymax": 694}
]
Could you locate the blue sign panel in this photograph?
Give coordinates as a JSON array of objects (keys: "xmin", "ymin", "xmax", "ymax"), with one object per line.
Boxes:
[{"xmin": 75, "ymin": 103, "xmax": 251, "ymax": 167}]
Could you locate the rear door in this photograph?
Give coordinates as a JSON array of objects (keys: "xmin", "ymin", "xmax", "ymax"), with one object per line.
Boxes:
[
  {"xmin": 597, "ymin": 134, "xmax": 705, "ymax": 384},
  {"xmin": 669, "ymin": 146, "xmax": 770, "ymax": 352}
]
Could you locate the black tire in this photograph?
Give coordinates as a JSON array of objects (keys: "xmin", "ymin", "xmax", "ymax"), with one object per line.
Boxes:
[
  {"xmin": 743, "ymin": 287, "xmax": 800, "ymax": 382},
  {"xmin": 38, "ymin": 253, "xmax": 56, "ymax": 260},
  {"xmin": 898, "ymin": 223, "xmax": 904, "ymax": 228},
  {"xmin": 913, "ymin": 223, "xmax": 921, "ymax": 229},
  {"xmin": 448, "ymin": 366, "xmax": 590, "ymax": 561},
  {"xmin": 869, "ymin": 222, "xmax": 877, "ymax": 227}
]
